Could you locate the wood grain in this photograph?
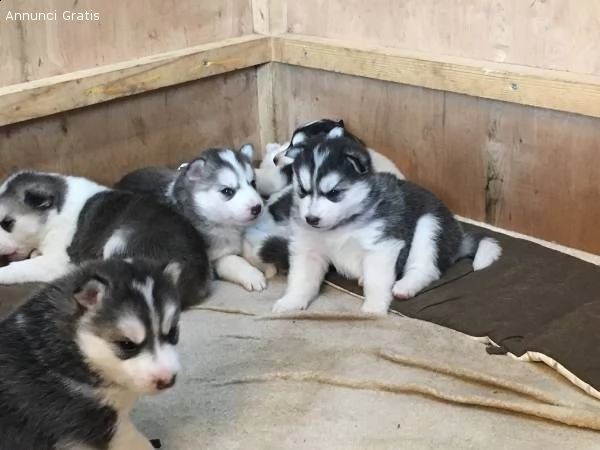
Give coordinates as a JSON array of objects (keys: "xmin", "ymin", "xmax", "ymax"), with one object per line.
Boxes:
[
  {"xmin": 273, "ymin": 65, "xmax": 600, "ymax": 253},
  {"xmin": 0, "ymin": 69, "xmax": 259, "ymax": 186},
  {"xmin": 286, "ymin": 0, "xmax": 600, "ymax": 75},
  {"xmin": 0, "ymin": 35, "xmax": 270, "ymax": 127},
  {"xmin": 0, "ymin": 0, "xmax": 254, "ymax": 86},
  {"xmin": 272, "ymin": 34, "xmax": 600, "ymax": 120}
]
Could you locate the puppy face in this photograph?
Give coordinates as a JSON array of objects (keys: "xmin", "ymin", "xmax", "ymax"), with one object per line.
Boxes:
[
  {"xmin": 75, "ymin": 260, "xmax": 183, "ymax": 396},
  {"xmin": 0, "ymin": 172, "xmax": 66, "ymax": 260},
  {"xmin": 292, "ymin": 132, "xmax": 373, "ymax": 230},
  {"xmin": 183, "ymin": 146, "xmax": 263, "ymax": 225}
]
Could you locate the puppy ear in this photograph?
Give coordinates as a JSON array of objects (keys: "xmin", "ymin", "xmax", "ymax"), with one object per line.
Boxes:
[
  {"xmin": 239, "ymin": 144, "xmax": 255, "ymax": 160},
  {"xmin": 163, "ymin": 262, "xmax": 182, "ymax": 286},
  {"xmin": 337, "ymin": 119, "xmax": 345, "ymax": 127},
  {"xmin": 24, "ymin": 190, "xmax": 54, "ymax": 210},
  {"xmin": 344, "ymin": 146, "xmax": 372, "ymax": 175},
  {"xmin": 184, "ymin": 158, "xmax": 206, "ymax": 180},
  {"xmin": 74, "ymin": 277, "xmax": 107, "ymax": 310},
  {"xmin": 326, "ymin": 126, "xmax": 345, "ymax": 139}
]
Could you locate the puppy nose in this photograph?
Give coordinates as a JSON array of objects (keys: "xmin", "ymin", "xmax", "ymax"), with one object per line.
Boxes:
[
  {"xmin": 305, "ymin": 215, "xmax": 320, "ymax": 226},
  {"xmin": 250, "ymin": 204, "xmax": 262, "ymax": 217},
  {"xmin": 155, "ymin": 374, "xmax": 177, "ymax": 391}
]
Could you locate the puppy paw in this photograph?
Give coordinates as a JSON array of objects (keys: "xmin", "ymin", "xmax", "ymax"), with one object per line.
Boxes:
[
  {"xmin": 361, "ymin": 303, "xmax": 389, "ymax": 316},
  {"xmin": 239, "ymin": 266, "xmax": 268, "ymax": 292},
  {"xmin": 263, "ymin": 264, "xmax": 278, "ymax": 280},
  {"xmin": 272, "ymin": 295, "xmax": 308, "ymax": 313},
  {"xmin": 392, "ymin": 279, "xmax": 419, "ymax": 300}
]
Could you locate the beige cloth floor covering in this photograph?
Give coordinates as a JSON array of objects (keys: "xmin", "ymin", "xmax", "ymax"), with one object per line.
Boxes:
[{"xmin": 133, "ymin": 278, "xmax": 600, "ymax": 450}]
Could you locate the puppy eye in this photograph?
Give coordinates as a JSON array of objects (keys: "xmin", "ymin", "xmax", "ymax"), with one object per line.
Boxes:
[
  {"xmin": 298, "ymin": 186, "xmax": 309, "ymax": 198},
  {"xmin": 325, "ymin": 189, "xmax": 342, "ymax": 201},
  {"xmin": 0, "ymin": 217, "xmax": 15, "ymax": 233},
  {"xmin": 250, "ymin": 180, "xmax": 257, "ymax": 189},
  {"xmin": 165, "ymin": 324, "xmax": 180, "ymax": 345},
  {"xmin": 115, "ymin": 338, "xmax": 142, "ymax": 358},
  {"xmin": 220, "ymin": 187, "xmax": 235, "ymax": 198}
]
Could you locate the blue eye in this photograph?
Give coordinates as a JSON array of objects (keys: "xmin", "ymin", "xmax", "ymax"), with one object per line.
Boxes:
[
  {"xmin": 325, "ymin": 189, "xmax": 343, "ymax": 201},
  {"xmin": 220, "ymin": 187, "xmax": 235, "ymax": 198},
  {"xmin": 115, "ymin": 338, "xmax": 142, "ymax": 359},
  {"xmin": 298, "ymin": 186, "xmax": 309, "ymax": 198}
]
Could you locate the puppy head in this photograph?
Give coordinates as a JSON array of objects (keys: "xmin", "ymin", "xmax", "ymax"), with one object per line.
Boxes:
[
  {"xmin": 180, "ymin": 145, "xmax": 263, "ymax": 224},
  {"xmin": 0, "ymin": 171, "xmax": 66, "ymax": 261},
  {"xmin": 75, "ymin": 259, "xmax": 183, "ymax": 396},
  {"xmin": 292, "ymin": 134, "xmax": 373, "ymax": 230}
]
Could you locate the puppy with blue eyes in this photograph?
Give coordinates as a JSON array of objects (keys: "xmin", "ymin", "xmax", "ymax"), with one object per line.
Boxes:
[
  {"xmin": 116, "ymin": 145, "xmax": 268, "ymax": 291},
  {"xmin": 0, "ymin": 259, "xmax": 182, "ymax": 450},
  {"xmin": 272, "ymin": 128, "xmax": 502, "ymax": 315}
]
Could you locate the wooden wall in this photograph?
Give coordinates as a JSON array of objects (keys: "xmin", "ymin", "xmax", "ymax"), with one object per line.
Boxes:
[
  {"xmin": 286, "ymin": 0, "xmax": 600, "ymax": 75},
  {"xmin": 0, "ymin": 0, "xmax": 253, "ymax": 86},
  {"xmin": 0, "ymin": 69, "xmax": 259, "ymax": 186},
  {"xmin": 273, "ymin": 64, "xmax": 600, "ymax": 254}
]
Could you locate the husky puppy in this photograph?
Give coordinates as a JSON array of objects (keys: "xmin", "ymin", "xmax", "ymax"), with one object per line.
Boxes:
[
  {"xmin": 0, "ymin": 258, "xmax": 181, "ymax": 450},
  {"xmin": 255, "ymin": 118, "xmax": 405, "ymax": 197},
  {"xmin": 115, "ymin": 145, "xmax": 268, "ymax": 291},
  {"xmin": 0, "ymin": 171, "xmax": 210, "ymax": 308},
  {"xmin": 272, "ymin": 130, "xmax": 502, "ymax": 315}
]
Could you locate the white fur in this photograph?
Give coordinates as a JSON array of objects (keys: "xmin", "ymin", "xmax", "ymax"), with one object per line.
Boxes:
[
  {"xmin": 473, "ymin": 237, "xmax": 502, "ymax": 271},
  {"xmin": 133, "ymin": 277, "xmax": 155, "ymax": 315},
  {"xmin": 318, "ymin": 173, "xmax": 341, "ymax": 193},
  {"xmin": 109, "ymin": 416, "xmax": 154, "ymax": 450},
  {"xmin": 161, "ymin": 303, "xmax": 177, "ymax": 335},
  {"xmin": 0, "ymin": 175, "xmax": 107, "ymax": 284},
  {"xmin": 102, "ymin": 229, "xmax": 129, "ymax": 259},
  {"xmin": 214, "ymin": 254, "xmax": 267, "ymax": 291},
  {"xmin": 192, "ymin": 162, "xmax": 263, "ymax": 226},
  {"xmin": 392, "ymin": 213, "xmax": 442, "ymax": 299},
  {"xmin": 118, "ymin": 316, "xmax": 147, "ymax": 345},
  {"xmin": 273, "ymin": 218, "xmax": 403, "ymax": 314}
]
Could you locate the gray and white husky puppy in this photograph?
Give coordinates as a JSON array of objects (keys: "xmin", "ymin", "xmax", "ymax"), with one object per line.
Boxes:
[
  {"xmin": 272, "ymin": 130, "xmax": 502, "ymax": 315},
  {"xmin": 0, "ymin": 258, "xmax": 182, "ymax": 450},
  {"xmin": 0, "ymin": 171, "xmax": 210, "ymax": 308},
  {"xmin": 115, "ymin": 146, "xmax": 268, "ymax": 291},
  {"xmin": 255, "ymin": 118, "xmax": 405, "ymax": 197}
]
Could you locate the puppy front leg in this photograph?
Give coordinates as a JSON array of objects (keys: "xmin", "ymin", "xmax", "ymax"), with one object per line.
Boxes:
[
  {"xmin": 361, "ymin": 241, "xmax": 404, "ymax": 315},
  {"xmin": 0, "ymin": 254, "xmax": 72, "ymax": 284},
  {"xmin": 109, "ymin": 417, "xmax": 153, "ymax": 450},
  {"xmin": 214, "ymin": 254, "xmax": 267, "ymax": 291},
  {"xmin": 272, "ymin": 248, "xmax": 328, "ymax": 313}
]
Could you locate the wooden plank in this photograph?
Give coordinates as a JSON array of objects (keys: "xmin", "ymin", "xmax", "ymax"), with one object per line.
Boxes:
[
  {"xmin": 0, "ymin": 0, "xmax": 254, "ymax": 86},
  {"xmin": 0, "ymin": 69, "xmax": 259, "ymax": 186},
  {"xmin": 272, "ymin": 34, "xmax": 600, "ymax": 120},
  {"xmin": 286, "ymin": 0, "xmax": 600, "ymax": 76},
  {"xmin": 273, "ymin": 64, "xmax": 600, "ymax": 254},
  {"xmin": 0, "ymin": 35, "xmax": 270, "ymax": 127}
]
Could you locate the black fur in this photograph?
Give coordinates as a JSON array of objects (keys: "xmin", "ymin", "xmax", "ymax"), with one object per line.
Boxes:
[
  {"xmin": 259, "ymin": 236, "xmax": 290, "ymax": 273},
  {"xmin": 0, "ymin": 259, "xmax": 178, "ymax": 450},
  {"xmin": 68, "ymin": 190, "xmax": 211, "ymax": 309}
]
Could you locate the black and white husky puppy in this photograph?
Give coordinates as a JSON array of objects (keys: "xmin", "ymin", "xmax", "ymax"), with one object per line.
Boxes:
[
  {"xmin": 272, "ymin": 131, "xmax": 502, "ymax": 315},
  {"xmin": 0, "ymin": 258, "xmax": 181, "ymax": 450},
  {"xmin": 116, "ymin": 145, "xmax": 268, "ymax": 291},
  {"xmin": 255, "ymin": 118, "xmax": 405, "ymax": 197},
  {"xmin": 0, "ymin": 171, "xmax": 210, "ymax": 308}
]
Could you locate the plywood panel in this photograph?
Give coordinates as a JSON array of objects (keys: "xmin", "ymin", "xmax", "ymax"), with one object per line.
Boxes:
[
  {"xmin": 0, "ymin": 69, "xmax": 259, "ymax": 186},
  {"xmin": 274, "ymin": 65, "xmax": 600, "ymax": 253},
  {"xmin": 287, "ymin": 0, "xmax": 600, "ymax": 75},
  {"xmin": 0, "ymin": 0, "xmax": 253, "ymax": 86}
]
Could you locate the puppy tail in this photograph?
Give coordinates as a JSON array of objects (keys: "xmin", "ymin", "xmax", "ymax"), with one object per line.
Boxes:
[
  {"xmin": 458, "ymin": 233, "xmax": 502, "ymax": 271},
  {"xmin": 259, "ymin": 236, "xmax": 290, "ymax": 273}
]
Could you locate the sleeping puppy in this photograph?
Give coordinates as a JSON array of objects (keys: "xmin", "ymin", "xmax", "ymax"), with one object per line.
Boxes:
[{"xmin": 0, "ymin": 171, "xmax": 211, "ymax": 309}]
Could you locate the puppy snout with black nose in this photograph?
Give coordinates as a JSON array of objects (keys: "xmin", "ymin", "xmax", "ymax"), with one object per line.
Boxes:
[
  {"xmin": 250, "ymin": 204, "xmax": 262, "ymax": 217},
  {"xmin": 155, "ymin": 374, "xmax": 177, "ymax": 391},
  {"xmin": 305, "ymin": 215, "xmax": 321, "ymax": 227}
]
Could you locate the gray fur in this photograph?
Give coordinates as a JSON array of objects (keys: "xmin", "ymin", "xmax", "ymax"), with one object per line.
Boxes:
[{"xmin": 0, "ymin": 259, "xmax": 179, "ymax": 450}]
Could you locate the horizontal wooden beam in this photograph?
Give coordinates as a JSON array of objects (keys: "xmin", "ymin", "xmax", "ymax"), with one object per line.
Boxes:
[
  {"xmin": 3, "ymin": 32, "xmax": 600, "ymax": 126},
  {"xmin": 272, "ymin": 34, "xmax": 600, "ymax": 119},
  {"xmin": 0, "ymin": 34, "xmax": 271, "ymax": 127}
]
